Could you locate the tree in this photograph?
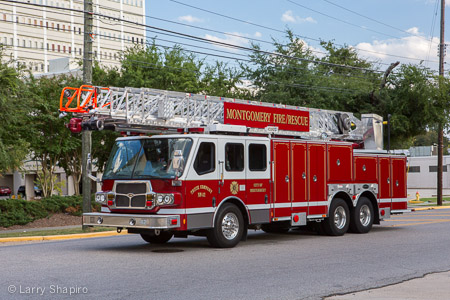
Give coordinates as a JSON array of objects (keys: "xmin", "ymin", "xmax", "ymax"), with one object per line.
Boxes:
[
  {"xmin": 23, "ymin": 74, "xmax": 81, "ymax": 197},
  {"xmin": 0, "ymin": 46, "xmax": 30, "ymax": 173},
  {"xmin": 383, "ymin": 64, "xmax": 441, "ymax": 148}
]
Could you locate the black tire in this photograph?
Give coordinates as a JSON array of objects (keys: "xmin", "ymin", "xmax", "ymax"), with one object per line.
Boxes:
[
  {"xmin": 207, "ymin": 203, "xmax": 244, "ymax": 248},
  {"xmin": 321, "ymin": 198, "xmax": 350, "ymax": 236},
  {"xmin": 349, "ymin": 197, "xmax": 374, "ymax": 234},
  {"xmin": 261, "ymin": 222, "xmax": 290, "ymax": 233},
  {"xmin": 140, "ymin": 230, "xmax": 173, "ymax": 244}
]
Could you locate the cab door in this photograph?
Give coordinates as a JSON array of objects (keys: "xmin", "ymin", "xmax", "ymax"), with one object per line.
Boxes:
[
  {"xmin": 185, "ymin": 138, "xmax": 218, "ymax": 229},
  {"xmin": 246, "ymin": 139, "xmax": 271, "ymax": 224},
  {"xmin": 218, "ymin": 138, "xmax": 246, "ymax": 204}
]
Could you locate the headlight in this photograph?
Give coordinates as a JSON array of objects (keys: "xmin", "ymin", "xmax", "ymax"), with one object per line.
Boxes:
[
  {"xmin": 95, "ymin": 193, "xmax": 106, "ymax": 204},
  {"xmin": 164, "ymin": 195, "xmax": 171, "ymax": 204},
  {"xmin": 157, "ymin": 195, "xmax": 164, "ymax": 205}
]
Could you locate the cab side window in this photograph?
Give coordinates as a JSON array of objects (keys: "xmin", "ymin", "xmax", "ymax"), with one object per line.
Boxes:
[
  {"xmin": 225, "ymin": 143, "xmax": 244, "ymax": 172},
  {"xmin": 194, "ymin": 142, "xmax": 215, "ymax": 175},
  {"xmin": 249, "ymin": 144, "xmax": 267, "ymax": 171}
]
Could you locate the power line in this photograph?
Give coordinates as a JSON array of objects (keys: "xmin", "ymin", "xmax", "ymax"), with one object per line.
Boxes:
[
  {"xmin": 321, "ymin": 0, "xmax": 434, "ymax": 43},
  {"xmin": 287, "ymin": 0, "xmax": 401, "ymax": 40},
  {"xmin": 168, "ymin": 0, "xmax": 438, "ymax": 63}
]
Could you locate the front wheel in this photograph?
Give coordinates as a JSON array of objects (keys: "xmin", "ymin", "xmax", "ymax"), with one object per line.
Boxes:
[
  {"xmin": 140, "ymin": 230, "xmax": 173, "ymax": 244},
  {"xmin": 321, "ymin": 198, "xmax": 350, "ymax": 236},
  {"xmin": 349, "ymin": 197, "xmax": 374, "ymax": 234},
  {"xmin": 207, "ymin": 203, "xmax": 244, "ymax": 248}
]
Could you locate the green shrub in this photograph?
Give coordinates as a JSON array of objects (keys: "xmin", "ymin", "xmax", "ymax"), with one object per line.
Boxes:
[{"xmin": 0, "ymin": 195, "xmax": 100, "ymax": 227}]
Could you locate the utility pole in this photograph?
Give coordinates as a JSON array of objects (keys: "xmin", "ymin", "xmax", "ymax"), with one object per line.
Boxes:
[
  {"xmin": 437, "ymin": 0, "xmax": 445, "ymax": 206},
  {"xmin": 82, "ymin": 0, "xmax": 93, "ymax": 229}
]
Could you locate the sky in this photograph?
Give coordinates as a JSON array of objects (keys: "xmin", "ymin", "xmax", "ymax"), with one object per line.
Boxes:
[{"xmin": 144, "ymin": 0, "xmax": 448, "ymax": 72}]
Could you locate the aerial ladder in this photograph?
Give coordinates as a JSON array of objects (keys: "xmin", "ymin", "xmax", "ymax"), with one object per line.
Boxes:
[{"xmin": 60, "ymin": 85, "xmax": 383, "ymax": 149}]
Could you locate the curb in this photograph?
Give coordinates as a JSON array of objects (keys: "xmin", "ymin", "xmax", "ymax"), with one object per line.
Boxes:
[
  {"xmin": 0, "ymin": 230, "xmax": 126, "ymax": 243},
  {"xmin": 411, "ymin": 206, "xmax": 450, "ymax": 211}
]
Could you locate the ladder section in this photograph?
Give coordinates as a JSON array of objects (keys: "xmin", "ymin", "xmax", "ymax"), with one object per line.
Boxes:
[{"xmin": 60, "ymin": 85, "xmax": 378, "ymax": 143}]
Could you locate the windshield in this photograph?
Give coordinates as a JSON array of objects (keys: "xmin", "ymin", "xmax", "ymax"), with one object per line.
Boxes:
[{"xmin": 103, "ymin": 138, "xmax": 193, "ymax": 180}]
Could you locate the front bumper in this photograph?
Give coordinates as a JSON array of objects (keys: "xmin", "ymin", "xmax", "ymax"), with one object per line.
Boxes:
[{"xmin": 83, "ymin": 213, "xmax": 181, "ymax": 229}]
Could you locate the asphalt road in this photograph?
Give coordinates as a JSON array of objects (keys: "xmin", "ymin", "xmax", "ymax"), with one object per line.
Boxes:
[{"xmin": 1, "ymin": 209, "xmax": 450, "ymax": 300}]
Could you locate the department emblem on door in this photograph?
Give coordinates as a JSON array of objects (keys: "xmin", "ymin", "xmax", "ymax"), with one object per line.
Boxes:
[{"xmin": 230, "ymin": 181, "xmax": 239, "ymax": 195}]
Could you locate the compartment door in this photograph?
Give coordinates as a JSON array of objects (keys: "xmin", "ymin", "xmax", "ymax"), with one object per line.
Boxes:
[
  {"xmin": 378, "ymin": 157, "xmax": 392, "ymax": 208},
  {"xmin": 291, "ymin": 142, "xmax": 307, "ymax": 214},
  {"xmin": 273, "ymin": 141, "xmax": 291, "ymax": 218},
  {"xmin": 308, "ymin": 143, "xmax": 327, "ymax": 215}
]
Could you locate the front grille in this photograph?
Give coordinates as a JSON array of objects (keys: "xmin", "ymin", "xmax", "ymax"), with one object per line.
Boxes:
[
  {"xmin": 116, "ymin": 183, "xmax": 147, "ymax": 194},
  {"xmin": 131, "ymin": 195, "xmax": 146, "ymax": 207},
  {"xmin": 116, "ymin": 195, "xmax": 129, "ymax": 207},
  {"xmin": 114, "ymin": 182, "xmax": 148, "ymax": 208}
]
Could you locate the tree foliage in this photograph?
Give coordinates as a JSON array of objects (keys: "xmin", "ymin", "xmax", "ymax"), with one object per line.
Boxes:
[{"xmin": 0, "ymin": 46, "xmax": 30, "ymax": 173}]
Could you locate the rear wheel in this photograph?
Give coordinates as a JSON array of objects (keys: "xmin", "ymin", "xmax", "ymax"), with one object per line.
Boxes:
[
  {"xmin": 349, "ymin": 197, "xmax": 374, "ymax": 233},
  {"xmin": 321, "ymin": 198, "xmax": 350, "ymax": 236},
  {"xmin": 207, "ymin": 203, "xmax": 244, "ymax": 248},
  {"xmin": 140, "ymin": 230, "xmax": 173, "ymax": 244}
]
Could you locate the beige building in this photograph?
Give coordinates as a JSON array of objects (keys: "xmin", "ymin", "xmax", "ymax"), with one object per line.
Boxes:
[
  {"xmin": 0, "ymin": 0, "xmax": 145, "ymax": 198},
  {"xmin": 0, "ymin": 0, "xmax": 146, "ymax": 73}
]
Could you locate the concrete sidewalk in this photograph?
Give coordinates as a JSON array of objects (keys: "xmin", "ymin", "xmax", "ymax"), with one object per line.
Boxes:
[{"xmin": 326, "ymin": 271, "xmax": 450, "ymax": 300}]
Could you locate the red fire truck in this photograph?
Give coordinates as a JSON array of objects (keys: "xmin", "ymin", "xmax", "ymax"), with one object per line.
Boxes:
[{"xmin": 60, "ymin": 85, "xmax": 409, "ymax": 248}]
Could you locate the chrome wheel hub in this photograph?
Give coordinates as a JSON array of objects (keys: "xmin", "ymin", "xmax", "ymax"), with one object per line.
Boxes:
[
  {"xmin": 334, "ymin": 206, "xmax": 347, "ymax": 230},
  {"xmin": 359, "ymin": 205, "xmax": 371, "ymax": 227},
  {"xmin": 221, "ymin": 212, "xmax": 239, "ymax": 240}
]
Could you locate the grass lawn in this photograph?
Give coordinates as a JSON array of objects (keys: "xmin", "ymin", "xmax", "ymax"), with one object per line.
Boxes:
[
  {"xmin": 0, "ymin": 227, "xmax": 114, "ymax": 238},
  {"xmin": 411, "ymin": 197, "xmax": 450, "ymax": 206}
]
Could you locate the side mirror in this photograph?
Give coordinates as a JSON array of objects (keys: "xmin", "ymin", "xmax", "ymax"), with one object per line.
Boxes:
[
  {"xmin": 172, "ymin": 150, "xmax": 185, "ymax": 177},
  {"xmin": 87, "ymin": 153, "xmax": 101, "ymax": 183}
]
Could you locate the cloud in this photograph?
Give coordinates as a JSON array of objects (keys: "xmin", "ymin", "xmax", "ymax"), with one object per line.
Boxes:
[
  {"xmin": 281, "ymin": 10, "xmax": 316, "ymax": 24},
  {"xmin": 354, "ymin": 28, "xmax": 440, "ymax": 67},
  {"xmin": 205, "ymin": 33, "xmax": 250, "ymax": 52},
  {"xmin": 177, "ymin": 15, "xmax": 203, "ymax": 23},
  {"xmin": 254, "ymin": 32, "xmax": 262, "ymax": 38}
]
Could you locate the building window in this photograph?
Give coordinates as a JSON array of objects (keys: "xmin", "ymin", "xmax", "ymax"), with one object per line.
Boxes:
[
  {"xmin": 57, "ymin": 24, "xmax": 59, "ymax": 31},
  {"xmin": 409, "ymin": 166, "xmax": 420, "ymax": 173},
  {"xmin": 46, "ymin": 22, "xmax": 48, "ymax": 28},
  {"xmin": 52, "ymin": 44, "xmax": 55, "ymax": 51},
  {"xmin": 34, "ymin": 19, "xmax": 37, "ymax": 26},
  {"xmin": 429, "ymin": 166, "xmax": 448, "ymax": 172},
  {"xmin": 63, "ymin": 45, "xmax": 66, "ymax": 53},
  {"xmin": 57, "ymin": 45, "xmax": 60, "ymax": 52},
  {"xmin": 131, "ymin": 37, "xmax": 134, "ymax": 43},
  {"xmin": 51, "ymin": 22, "xmax": 54, "ymax": 29},
  {"xmin": 78, "ymin": 28, "xmax": 81, "ymax": 35},
  {"xmin": 68, "ymin": 46, "xmax": 71, "ymax": 54},
  {"xmin": 79, "ymin": 48, "xmax": 81, "ymax": 55},
  {"xmin": 62, "ymin": 25, "xmax": 65, "ymax": 32},
  {"xmin": 40, "ymin": 20, "xmax": 43, "ymax": 27},
  {"xmin": 23, "ymin": 40, "xmax": 26, "ymax": 47}
]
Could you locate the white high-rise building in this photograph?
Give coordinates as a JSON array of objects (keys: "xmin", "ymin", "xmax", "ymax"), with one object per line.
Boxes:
[{"xmin": 0, "ymin": 0, "xmax": 146, "ymax": 74}]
